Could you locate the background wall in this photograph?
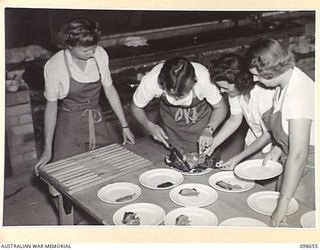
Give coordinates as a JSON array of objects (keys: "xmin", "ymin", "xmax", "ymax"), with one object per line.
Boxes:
[{"xmin": 5, "ymin": 8, "xmax": 267, "ymax": 50}]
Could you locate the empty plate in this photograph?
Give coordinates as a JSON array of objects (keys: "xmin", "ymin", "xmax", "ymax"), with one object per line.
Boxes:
[
  {"xmin": 169, "ymin": 183, "xmax": 218, "ymax": 207},
  {"xmin": 139, "ymin": 168, "xmax": 184, "ymax": 190},
  {"xmin": 219, "ymin": 217, "xmax": 268, "ymax": 227},
  {"xmin": 97, "ymin": 182, "xmax": 141, "ymax": 204},
  {"xmin": 112, "ymin": 203, "xmax": 166, "ymax": 226},
  {"xmin": 300, "ymin": 211, "xmax": 316, "ymax": 228},
  {"xmin": 208, "ymin": 171, "xmax": 255, "ymax": 193},
  {"xmin": 247, "ymin": 191, "xmax": 299, "ymax": 216},
  {"xmin": 165, "ymin": 207, "xmax": 218, "ymax": 226},
  {"xmin": 234, "ymin": 159, "xmax": 283, "ymax": 180}
]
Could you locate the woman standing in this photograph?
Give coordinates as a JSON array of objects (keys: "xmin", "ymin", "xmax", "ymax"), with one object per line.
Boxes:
[
  {"xmin": 204, "ymin": 54, "xmax": 275, "ymax": 168},
  {"xmin": 35, "ymin": 18, "xmax": 135, "ymax": 174},
  {"xmin": 245, "ymin": 38, "xmax": 314, "ymax": 226},
  {"xmin": 131, "ymin": 57, "xmax": 227, "ymax": 153}
]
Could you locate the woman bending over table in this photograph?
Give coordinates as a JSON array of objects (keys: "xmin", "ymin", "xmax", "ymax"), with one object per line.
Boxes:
[
  {"xmin": 131, "ymin": 56, "xmax": 227, "ymax": 153},
  {"xmin": 204, "ymin": 54, "xmax": 275, "ymax": 169}
]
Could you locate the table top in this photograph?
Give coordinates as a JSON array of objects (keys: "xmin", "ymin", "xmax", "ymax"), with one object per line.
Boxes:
[{"xmin": 40, "ymin": 137, "xmax": 314, "ymax": 228}]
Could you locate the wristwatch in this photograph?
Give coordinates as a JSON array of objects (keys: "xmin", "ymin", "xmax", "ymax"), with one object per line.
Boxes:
[{"xmin": 205, "ymin": 125, "xmax": 215, "ymax": 135}]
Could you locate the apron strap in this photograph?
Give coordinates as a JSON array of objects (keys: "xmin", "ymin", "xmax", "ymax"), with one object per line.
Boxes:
[{"xmin": 82, "ymin": 109, "xmax": 102, "ymax": 150}]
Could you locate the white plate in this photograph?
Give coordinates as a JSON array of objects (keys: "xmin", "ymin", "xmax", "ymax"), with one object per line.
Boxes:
[
  {"xmin": 247, "ymin": 191, "xmax": 299, "ymax": 216},
  {"xmin": 169, "ymin": 183, "xmax": 218, "ymax": 207},
  {"xmin": 178, "ymin": 167, "xmax": 213, "ymax": 176},
  {"xmin": 139, "ymin": 168, "xmax": 184, "ymax": 190},
  {"xmin": 234, "ymin": 159, "xmax": 283, "ymax": 180},
  {"xmin": 164, "ymin": 207, "xmax": 218, "ymax": 226},
  {"xmin": 112, "ymin": 203, "xmax": 166, "ymax": 226},
  {"xmin": 219, "ymin": 217, "xmax": 268, "ymax": 227},
  {"xmin": 300, "ymin": 211, "xmax": 316, "ymax": 228},
  {"xmin": 208, "ymin": 171, "xmax": 255, "ymax": 193},
  {"xmin": 97, "ymin": 182, "xmax": 141, "ymax": 204}
]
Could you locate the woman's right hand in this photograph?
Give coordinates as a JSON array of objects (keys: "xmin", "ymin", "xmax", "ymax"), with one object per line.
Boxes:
[
  {"xmin": 34, "ymin": 149, "xmax": 52, "ymax": 176},
  {"xmin": 147, "ymin": 122, "xmax": 169, "ymax": 148},
  {"xmin": 262, "ymin": 145, "xmax": 283, "ymax": 166},
  {"xmin": 218, "ymin": 155, "xmax": 241, "ymax": 171}
]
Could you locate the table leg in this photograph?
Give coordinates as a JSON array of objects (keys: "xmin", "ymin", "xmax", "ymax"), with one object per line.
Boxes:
[{"xmin": 58, "ymin": 195, "xmax": 74, "ymax": 225}]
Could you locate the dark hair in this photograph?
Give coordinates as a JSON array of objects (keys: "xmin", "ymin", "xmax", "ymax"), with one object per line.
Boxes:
[
  {"xmin": 57, "ymin": 18, "xmax": 101, "ymax": 49},
  {"xmin": 210, "ymin": 54, "xmax": 254, "ymax": 94},
  {"xmin": 246, "ymin": 38, "xmax": 295, "ymax": 79},
  {"xmin": 158, "ymin": 57, "xmax": 196, "ymax": 97}
]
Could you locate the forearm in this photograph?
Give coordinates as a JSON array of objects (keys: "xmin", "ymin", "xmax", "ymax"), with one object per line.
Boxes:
[
  {"xmin": 43, "ymin": 101, "xmax": 58, "ymax": 151},
  {"xmin": 280, "ymin": 152, "xmax": 308, "ymax": 199},
  {"xmin": 131, "ymin": 101, "xmax": 153, "ymax": 131},
  {"xmin": 235, "ymin": 132, "xmax": 272, "ymax": 162},
  {"xmin": 207, "ymin": 98, "xmax": 228, "ymax": 132},
  {"xmin": 104, "ymin": 85, "xmax": 128, "ymax": 127},
  {"xmin": 211, "ymin": 114, "xmax": 242, "ymax": 149}
]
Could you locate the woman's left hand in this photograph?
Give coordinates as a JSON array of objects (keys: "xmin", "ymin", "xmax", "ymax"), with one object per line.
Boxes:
[
  {"xmin": 270, "ymin": 196, "xmax": 290, "ymax": 227},
  {"xmin": 122, "ymin": 127, "xmax": 135, "ymax": 145},
  {"xmin": 198, "ymin": 129, "xmax": 213, "ymax": 154}
]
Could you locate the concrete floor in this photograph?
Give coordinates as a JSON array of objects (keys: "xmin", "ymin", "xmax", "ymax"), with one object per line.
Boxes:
[{"xmin": 3, "ymin": 172, "xmax": 59, "ymax": 226}]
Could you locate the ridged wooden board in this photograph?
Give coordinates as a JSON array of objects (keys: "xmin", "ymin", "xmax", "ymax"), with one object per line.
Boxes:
[{"xmin": 40, "ymin": 144, "xmax": 153, "ymax": 194}]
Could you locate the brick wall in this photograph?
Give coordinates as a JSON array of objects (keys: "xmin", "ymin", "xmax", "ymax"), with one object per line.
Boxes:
[{"xmin": 5, "ymin": 87, "xmax": 38, "ymax": 176}]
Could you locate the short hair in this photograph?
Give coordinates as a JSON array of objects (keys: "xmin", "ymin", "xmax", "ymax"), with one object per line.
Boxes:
[
  {"xmin": 57, "ymin": 18, "xmax": 101, "ymax": 49},
  {"xmin": 210, "ymin": 54, "xmax": 254, "ymax": 94},
  {"xmin": 246, "ymin": 38, "xmax": 295, "ymax": 79},
  {"xmin": 158, "ymin": 57, "xmax": 196, "ymax": 97}
]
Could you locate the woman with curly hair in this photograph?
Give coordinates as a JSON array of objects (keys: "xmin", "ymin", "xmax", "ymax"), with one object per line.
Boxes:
[
  {"xmin": 245, "ymin": 38, "xmax": 314, "ymax": 227},
  {"xmin": 35, "ymin": 18, "xmax": 135, "ymax": 174},
  {"xmin": 204, "ymin": 54, "xmax": 275, "ymax": 167}
]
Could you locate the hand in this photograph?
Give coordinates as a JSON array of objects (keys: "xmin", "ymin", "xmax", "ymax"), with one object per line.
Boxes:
[
  {"xmin": 218, "ymin": 155, "xmax": 241, "ymax": 171},
  {"xmin": 198, "ymin": 129, "xmax": 213, "ymax": 154},
  {"xmin": 147, "ymin": 122, "xmax": 169, "ymax": 148},
  {"xmin": 122, "ymin": 127, "xmax": 135, "ymax": 145},
  {"xmin": 262, "ymin": 146, "xmax": 283, "ymax": 167},
  {"xmin": 34, "ymin": 148, "xmax": 52, "ymax": 176},
  {"xmin": 270, "ymin": 196, "xmax": 290, "ymax": 227}
]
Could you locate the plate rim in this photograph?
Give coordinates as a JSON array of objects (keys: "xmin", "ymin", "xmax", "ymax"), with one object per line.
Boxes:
[
  {"xmin": 169, "ymin": 183, "xmax": 219, "ymax": 207},
  {"xmin": 208, "ymin": 171, "xmax": 255, "ymax": 193},
  {"xmin": 138, "ymin": 168, "xmax": 184, "ymax": 190},
  {"xmin": 300, "ymin": 210, "xmax": 316, "ymax": 228},
  {"xmin": 170, "ymin": 166, "xmax": 213, "ymax": 176},
  {"xmin": 164, "ymin": 207, "xmax": 219, "ymax": 226},
  {"xmin": 112, "ymin": 202, "xmax": 166, "ymax": 226},
  {"xmin": 219, "ymin": 217, "xmax": 268, "ymax": 227},
  {"xmin": 247, "ymin": 191, "xmax": 299, "ymax": 216},
  {"xmin": 234, "ymin": 159, "xmax": 283, "ymax": 180},
  {"xmin": 97, "ymin": 182, "xmax": 142, "ymax": 204}
]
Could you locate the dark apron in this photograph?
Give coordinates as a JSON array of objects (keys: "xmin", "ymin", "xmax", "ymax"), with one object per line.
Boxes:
[
  {"xmin": 159, "ymin": 92, "xmax": 213, "ymax": 152},
  {"xmin": 52, "ymin": 51, "xmax": 110, "ymax": 161},
  {"xmin": 261, "ymin": 89, "xmax": 315, "ymax": 207}
]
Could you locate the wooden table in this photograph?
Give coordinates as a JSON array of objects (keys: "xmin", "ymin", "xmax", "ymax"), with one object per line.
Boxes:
[{"xmin": 39, "ymin": 137, "xmax": 313, "ymax": 227}]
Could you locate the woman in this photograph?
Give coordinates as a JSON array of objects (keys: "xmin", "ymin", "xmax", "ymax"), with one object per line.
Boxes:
[
  {"xmin": 131, "ymin": 57, "xmax": 227, "ymax": 153},
  {"xmin": 204, "ymin": 54, "xmax": 275, "ymax": 169},
  {"xmin": 241, "ymin": 38, "xmax": 314, "ymax": 227},
  {"xmin": 35, "ymin": 18, "xmax": 135, "ymax": 174}
]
